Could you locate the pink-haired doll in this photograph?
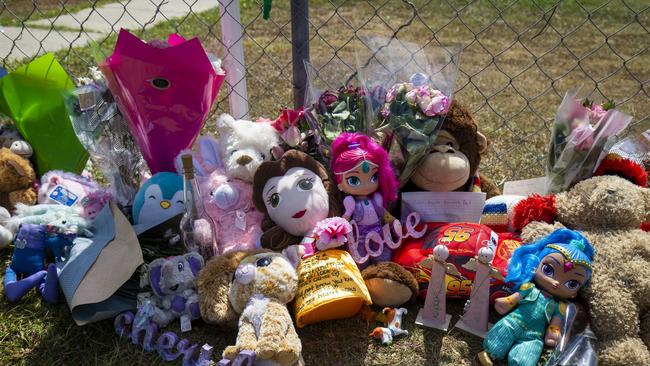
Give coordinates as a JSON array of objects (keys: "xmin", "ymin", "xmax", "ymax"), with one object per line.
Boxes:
[{"xmin": 331, "ymin": 133, "xmax": 400, "ymax": 269}]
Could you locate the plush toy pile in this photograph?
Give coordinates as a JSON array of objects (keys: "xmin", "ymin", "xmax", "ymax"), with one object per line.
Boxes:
[{"xmin": 1, "ymin": 30, "xmax": 648, "ymax": 366}]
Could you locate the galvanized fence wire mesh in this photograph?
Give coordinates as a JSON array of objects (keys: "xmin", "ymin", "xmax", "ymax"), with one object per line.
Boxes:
[{"xmin": 1, "ymin": 0, "xmax": 648, "ymax": 184}]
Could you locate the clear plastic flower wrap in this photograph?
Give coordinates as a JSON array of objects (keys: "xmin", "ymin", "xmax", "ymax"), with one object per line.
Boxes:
[
  {"xmin": 355, "ymin": 38, "xmax": 461, "ymax": 186},
  {"xmin": 65, "ymin": 76, "xmax": 147, "ymax": 207},
  {"xmin": 302, "ymin": 61, "xmax": 375, "ymax": 164},
  {"xmin": 545, "ymin": 89, "xmax": 632, "ymax": 193}
]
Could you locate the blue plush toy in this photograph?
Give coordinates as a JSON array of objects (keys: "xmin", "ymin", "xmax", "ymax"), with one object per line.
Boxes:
[
  {"xmin": 4, "ymin": 224, "xmax": 77, "ymax": 304},
  {"xmin": 4, "ymin": 203, "xmax": 95, "ymax": 304},
  {"xmin": 132, "ymin": 172, "xmax": 184, "ymax": 227}
]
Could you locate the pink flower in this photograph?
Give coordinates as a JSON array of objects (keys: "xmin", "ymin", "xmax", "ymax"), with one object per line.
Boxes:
[
  {"xmin": 385, "ymin": 85, "xmax": 399, "ymax": 103},
  {"xmin": 314, "ymin": 217, "xmax": 352, "ymax": 251},
  {"xmin": 380, "ymin": 105, "xmax": 391, "ymax": 119},
  {"xmin": 414, "ymin": 85, "xmax": 431, "ymax": 98},
  {"xmin": 268, "ymin": 108, "xmax": 304, "ymax": 133},
  {"xmin": 568, "ymin": 123, "xmax": 595, "ymax": 150},
  {"xmin": 588, "ymin": 104, "xmax": 606, "ymax": 125},
  {"xmin": 386, "ymin": 83, "xmax": 410, "ymax": 103},
  {"xmin": 418, "ymin": 96, "xmax": 431, "ymax": 113},
  {"xmin": 281, "ymin": 125, "xmax": 302, "ymax": 147},
  {"xmin": 405, "ymin": 89, "xmax": 418, "ymax": 104},
  {"xmin": 424, "ymin": 95, "xmax": 449, "ymax": 116}
]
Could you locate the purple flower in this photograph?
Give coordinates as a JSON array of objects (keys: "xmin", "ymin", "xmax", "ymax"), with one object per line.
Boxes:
[
  {"xmin": 319, "ymin": 91, "xmax": 338, "ymax": 110},
  {"xmin": 339, "ymin": 85, "xmax": 365, "ymax": 97}
]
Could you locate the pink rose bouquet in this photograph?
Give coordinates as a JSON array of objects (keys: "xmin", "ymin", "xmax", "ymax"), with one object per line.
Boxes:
[
  {"xmin": 546, "ymin": 91, "xmax": 631, "ymax": 193},
  {"xmin": 376, "ymin": 82, "xmax": 450, "ymax": 186}
]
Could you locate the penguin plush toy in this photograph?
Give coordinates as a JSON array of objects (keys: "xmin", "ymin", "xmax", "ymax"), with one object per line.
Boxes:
[{"xmin": 132, "ymin": 172, "xmax": 184, "ymax": 228}]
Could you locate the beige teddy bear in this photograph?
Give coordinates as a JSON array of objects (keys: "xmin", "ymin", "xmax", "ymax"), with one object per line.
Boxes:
[
  {"xmin": 198, "ymin": 250, "xmax": 303, "ymax": 366},
  {"xmin": 514, "ymin": 175, "xmax": 650, "ymax": 366}
]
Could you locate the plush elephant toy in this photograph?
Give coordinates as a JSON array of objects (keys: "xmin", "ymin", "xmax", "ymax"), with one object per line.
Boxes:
[{"xmin": 146, "ymin": 252, "xmax": 204, "ymax": 328}]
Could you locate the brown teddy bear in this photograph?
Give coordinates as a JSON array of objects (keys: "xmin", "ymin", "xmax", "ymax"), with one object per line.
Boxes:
[
  {"xmin": 514, "ymin": 175, "xmax": 650, "ymax": 366},
  {"xmin": 197, "ymin": 250, "xmax": 303, "ymax": 366},
  {"xmin": 0, "ymin": 147, "xmax": 37, "ymax": 211}
]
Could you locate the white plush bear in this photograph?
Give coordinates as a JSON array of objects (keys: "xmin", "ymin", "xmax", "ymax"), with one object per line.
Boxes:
[{"xmin": 214, "ymin": 114, "xmax": 280, "ymax": 182}]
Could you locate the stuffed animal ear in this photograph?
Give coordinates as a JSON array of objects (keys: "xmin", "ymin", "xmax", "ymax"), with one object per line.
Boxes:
[
  {"xmin": 6, "ymin": 158, "xmax": 29, "ymax": 178},
  {"xmin": 215, "ymin": 113, "xmax": 236, "ymax": 136},
  {"xmin": 185, "ymin": 251, "xmax": 205, "ymax": 276},
  {"xmin": 49, "ymin": 175, "xmax": 60, "ymax": 185},
  {"xmin": 148, "ymin": 258, "xmax": 166, "ymax": 297},
  {"xmin": 197, "ymin": 249, "xmax": 269, "ymax": 328},
  {"xmin": 198, "ymin": 135, "xmax": 224, "ymax": 173},
  {"xmin": 477, "ymin": 132, "xmax": 489, "ymax": 155}
]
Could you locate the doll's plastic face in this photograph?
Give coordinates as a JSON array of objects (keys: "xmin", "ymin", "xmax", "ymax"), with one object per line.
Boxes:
[
  {"xmin": 477, "ymin": 247, "xmax": 494, "ymax": 264},
  {"xmin": 338, "ymin": 163, "xmax": 379, "ymax": 196},
  {"xmin": 534, "ymin": 252, "xmax": 588, "ymax": 299},
  {"xmin": 433, "ymin": 244, "xmax": 449, "ymax": 262},
  {"xmin": 263, "ymin": 167, "xmax": 329, "ymax": 237}
]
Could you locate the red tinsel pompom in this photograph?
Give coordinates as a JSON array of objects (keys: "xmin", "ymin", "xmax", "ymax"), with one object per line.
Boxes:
[
  {"xmin": 594, "ymin": 158, "xmax": 648, "ymax": 188},
  {"xmin": 512, "ymin": 194, "xmax": 557, "ymax": 232}
]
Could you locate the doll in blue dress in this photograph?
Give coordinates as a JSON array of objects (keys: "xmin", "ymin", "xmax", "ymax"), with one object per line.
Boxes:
[{"xmin": 477, "ymin": 228, "xmax": 595, "ymax": 366}]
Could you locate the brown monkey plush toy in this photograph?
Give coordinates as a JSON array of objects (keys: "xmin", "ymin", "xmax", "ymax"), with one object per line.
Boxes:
[
  {"xmin": 403, "ymin": 100, "xmax": 500, "ymax": 198},
  {"xmin": 362, "ymin": 100, "xmax": 500, "ymax": 308}
]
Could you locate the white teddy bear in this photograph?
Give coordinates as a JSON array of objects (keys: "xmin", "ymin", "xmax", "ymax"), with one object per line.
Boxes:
[{"xmin": 214, "ymin": 114, "xmax": 280, "ymax": 182}]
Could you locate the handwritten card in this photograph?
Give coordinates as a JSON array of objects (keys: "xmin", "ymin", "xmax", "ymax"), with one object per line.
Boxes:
[
  {"xmin": 502, "ymin": 177, "xmax": 547, "ymax": 196},
  {"xmin": 401, "ymin": 191, "xmax": 486, "ymax": 223}
]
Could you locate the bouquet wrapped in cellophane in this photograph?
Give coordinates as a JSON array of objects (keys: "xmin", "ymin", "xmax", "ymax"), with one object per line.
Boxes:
[
  {"xmin": 64, "ymin": 68, "xmax": 148, "ymax": 207},
  {"xmin": 355, "ymin": 38, "xmax": 460, "ymax": 186},
  {"xmin": 546, "ymin": 89, "xmax": 632, "ymax": 193},
  {"xmin": 302, "ymin": 60, "xmax": 377, "ymax": 164},
  {"xmin": 376, "ymin": 81, "xmax": 451, "ymax": 186}
]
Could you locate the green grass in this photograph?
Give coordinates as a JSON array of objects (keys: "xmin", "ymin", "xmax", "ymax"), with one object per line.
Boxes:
[
  {"xmin": 0, "ymin": 0, "xmax": 649, "ymax": 365},
  {"xmin": 1, "ymin": 0, "xmax": 113, "ymax": 27}
]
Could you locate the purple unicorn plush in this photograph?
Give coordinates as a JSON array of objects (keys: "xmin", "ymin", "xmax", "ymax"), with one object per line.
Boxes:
[{"xmin": 144, "ymin": 252, "xmax": 204, "ymax": 328}]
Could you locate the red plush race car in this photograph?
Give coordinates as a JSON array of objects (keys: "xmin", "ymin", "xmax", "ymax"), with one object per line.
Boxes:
[{"xmin": 392, "ymin": 222, "xmax": 522, "ymax": 303}]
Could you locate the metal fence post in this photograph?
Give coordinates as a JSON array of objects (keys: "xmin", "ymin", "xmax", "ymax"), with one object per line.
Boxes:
[{"xmin": 290, "ymin": 0, "xmax": 310, "ymax": 109}]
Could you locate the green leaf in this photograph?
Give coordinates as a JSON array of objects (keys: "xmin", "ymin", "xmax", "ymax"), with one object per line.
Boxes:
[
  {"xmin": 332, "ymin": 110, "xmax": 350, "ymax": 120},
  {"xmin": 332, "ymin": 101, "xmax": 348, "ymax": 113},
  {"xmin": 602, "ymin": 100, "xmax": 616, "ymax": 110}
]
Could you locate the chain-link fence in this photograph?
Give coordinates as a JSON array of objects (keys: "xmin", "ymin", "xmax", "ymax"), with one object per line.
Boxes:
[{"xmin": 1, "ymin": 0, "xmax": 648, "ymax": 184}]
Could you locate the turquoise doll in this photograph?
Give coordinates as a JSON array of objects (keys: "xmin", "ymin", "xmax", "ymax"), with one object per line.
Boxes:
[{"xmin": 477, "ymin": 228, "xmax": 595, "ymax": 366}]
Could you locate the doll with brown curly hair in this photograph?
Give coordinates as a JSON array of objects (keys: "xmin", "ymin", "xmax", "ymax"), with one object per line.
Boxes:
[{"xmin": 252, "ymin": 149, "xmax": 341, "ymax": 255}]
